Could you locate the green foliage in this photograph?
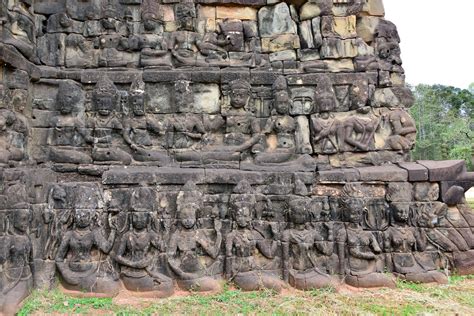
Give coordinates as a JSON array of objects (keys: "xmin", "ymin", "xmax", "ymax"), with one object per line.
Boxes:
[{"xmin": 410, "ymin": 84, "xmax": 474, "ymax": 170}]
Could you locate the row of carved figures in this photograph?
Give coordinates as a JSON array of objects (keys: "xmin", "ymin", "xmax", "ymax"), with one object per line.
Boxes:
[
  {"xmin": 1, "ymin": 75, "xmax": 415, "ymax": 167},
  {"xmin": 2, "ymin": 181, "xmax": 472, "ymax": 314},
  {"xmin": 6, "ymin": 1, "xmax": 402, "ymax": 72}
]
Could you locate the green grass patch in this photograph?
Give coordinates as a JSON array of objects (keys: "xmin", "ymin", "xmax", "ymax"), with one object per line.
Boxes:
[{"xmin": 19, "ymin": 276, "xmax": 474, "ymax": 315}]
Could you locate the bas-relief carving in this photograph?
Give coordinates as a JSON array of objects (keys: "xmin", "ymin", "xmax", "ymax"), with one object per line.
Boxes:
[{"xmin": 1, "ymin": 0, "xmax": 474, "ymax": 313}]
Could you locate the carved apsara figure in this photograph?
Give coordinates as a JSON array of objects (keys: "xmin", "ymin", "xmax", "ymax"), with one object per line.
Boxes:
[
  {"xmin": 225, "ymin": 180, "xmax": 284, "ymax": 291},
  {"xmin": 282, "ymin": 196, "xmax": 337, "ymax": 290},
  {"xmin": 123, "ymin": 76, "xmax": 170, "ymax": 165},
  {"xmin": 115, "ymin": 210, "xmax": 174, "ymax": 297},
  {"xmin": 310, "ymin": 76, "xmax": 339, "ymax": 154},
  {"xmin": 48, "ymin": 81, "xmax": 92, "ymax": 164},
  {"xmin": 385, "ymin": 109, "xmax": 416, "ymax": 152},
  {"xmin": 88, "ymin": 76, "xmax": 132, "ymax": 165},
  {"xmin": 55, "ymin": 209, "xmax": 120, "ymax": 296},
  {"xmin": 254, "ymin": 76, "xmax": 314, "ymax": 168},
  {"xmin": 0, "ymin": 109, "xmax": 27, "ymax": 164},
  {"xmin": 0, "ymin": 208, "xmax": 34, "ymax": 315},
  {"xmin": 384, "ymin": 203, "xmax": 448, "ymax": 284},
  {"xmin": 168, "ymin": 181, "xmax": 222, "ymax": 292},
  {"xmin": 343, "ymin": 198, "xmax": 395, "ymax": 288}
]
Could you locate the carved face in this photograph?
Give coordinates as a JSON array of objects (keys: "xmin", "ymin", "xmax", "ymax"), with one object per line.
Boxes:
[
  {"xmin": 75, "ymin": 209, "xmax": 92, "ymax": 228},
  {"xmin": 132, "ymin": 212, "xmax": 149, "ymax": 230},
  {"xmin": 232, "ymin": 201, "xmax": 252, "ymax": 228},
  {"xmin": 178, "ymin": 204, "xmax": 197, "ymax": 229},
  {"xmin": 230, "ymin": 88, "xmax": 250, "ymax": 109},
  {"xmin": 143, "ymin": 18, "xmax": 158, "ymax": 32},
  {"xmin": 95, "ymin": 96, "xmax": 114, "ymax": 116},
  {"xmin": 130, "ymin": 94, "xmax": 145, "ymax": 116},
  {"xmin": 289, "ymin": 200, "xmax": 307, "ymax": 225},
  {"xmin": 348, "ymin": 199, "xmax": 364, "ymax": 224},
  {"xmin": 58, "ymin": 90, "xmax": 80, "ymax": 114},
  {"xmin": 393, "ymin": 204, "xmax": 409, "ymax": 223},
  {"xmin": 274, "ymin": 90, "xmax": 290, "ymax": 115},
  {"xmin": 318, "ymin": 93, "xmax": 336, "ymax": 113},
  {"xmin": 13, "ymin": 209, "xmax": 30, "ymax": 233}
]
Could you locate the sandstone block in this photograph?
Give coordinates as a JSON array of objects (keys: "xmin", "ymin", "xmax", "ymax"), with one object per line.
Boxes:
[
  {"xmin": 321, "ymin": 15, "xmax": 357, "ymax": 39},
  {"xmin": 261, "ymin": 34, "xmax": 300, "ymax": 52},
  {"xmin": 217, "ymin": 6, "xmax": 257, "ymax": 20},
  {"xmin": 258, "ymin": 3, "xmax": 297, "ymax": 37}
]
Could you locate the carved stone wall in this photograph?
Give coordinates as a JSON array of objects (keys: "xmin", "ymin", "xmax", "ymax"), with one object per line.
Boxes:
[{"xmin": 0, "ymin": 0, "xmax": 473, "ymax": 314}]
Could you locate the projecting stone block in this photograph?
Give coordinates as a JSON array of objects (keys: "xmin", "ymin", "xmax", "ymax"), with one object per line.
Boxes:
[
  {"xmin": 398, "ymin": 162, "xmax": 429, "ymax": 182},
  {"xmin": 358, "ymin": 165, "xmax": 408, "ymax": 182}
]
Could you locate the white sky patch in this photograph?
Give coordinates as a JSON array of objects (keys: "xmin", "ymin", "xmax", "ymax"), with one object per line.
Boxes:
[{"xmin": 383, "ymin": 0, "xmax": 474, "ymax": 89}]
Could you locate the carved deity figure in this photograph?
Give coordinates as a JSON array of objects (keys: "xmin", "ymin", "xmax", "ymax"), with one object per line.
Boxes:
[
  {"xmin": 123, "ymin": 76, "xmax": 170, "ymax": 165},
  {"xmin": 0, "ymin": 208, "xmax": 34, "ymax": 315},
  {"xmin": 254, "ymin": 76, "xmax": 314, "ymax": 168},
  {"xmin": 115, "ymin": 211, "xmax": 173, "ymax": 297},
  {"xmin": 138, "ymin": 0, "xmax": 171, "ymax": 67},
  {"xmin": 310, "ymin": 76, "xmax": 339, "ymax": 154},
  {"xmin": 88, "ymin": 76, "xmax": 132, "ymax": 165},
  {"xmin": 222, "ymin": 79, "xmax": 261, "ymax": 152},
  {"xmin": 282, "ymin": 197, "xmax": 337, "ymax": 290},
  {"xmin": 48, "ymin": 81, "xmax": 93, "ymax": 164},
  {"xmin": 385, "ymin": 109, "xmax": 416, "ymax": 152},
  {"xmin": 344, "ymin": 198, "xmax": 395, "ymax": 288},
  {"xmin": 0, "ymin": 109, "xmax": 27, "ymax": 164},
  {"xmin": 196, "ymin": 32, "xmax": 229, "ymax": 62},
  {"xmin": 55, "ymin": 209, "xmax": 120, "ymax": 295},
  {"xmin": 384, "ymin": 203, "xmax": 447, "ymax": 284},
  {"xmin": 225, "ymin": 180, "xmax": 284, "ymax": 291},
  {"xmin": 168, "ymin": 181, "xmax": 222, "ymax": 292}
]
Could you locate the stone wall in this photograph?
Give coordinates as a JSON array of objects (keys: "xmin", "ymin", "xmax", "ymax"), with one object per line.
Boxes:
[{"xmin": 0, "ymin": 0, "xmax": 473, "ymax": 314}]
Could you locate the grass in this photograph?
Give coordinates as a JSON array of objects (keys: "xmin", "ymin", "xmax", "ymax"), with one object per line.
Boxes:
[{"xmin": 18, "ymin": 276, "xmax": 474, "ymax": 315}]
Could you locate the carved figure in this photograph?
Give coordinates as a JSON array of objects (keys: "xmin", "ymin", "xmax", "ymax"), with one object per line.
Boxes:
[
  {"xmin": 282, "ymin": 197, "xmax": 337, "ymax": 290},
  {"xmin": 225, "ymin": 180, "xmax": 284, "ymax": 291},
  {"xmin": 384, "ymin": 203, "xmax": 448, "ymax": 284},
  {"xmin": 343, "ymin": 198, "xmax": 395, "ymax": 288},
  {"xmin": 47, "ymin": 81, "xmax": 92, "ymax": 164},
  {"xmin": 385, "ymin": 109, "xmax": 416, "ymax": 152},
  {"xmin": 168, "ymin": 181, "xmax": 222, "ymax": 292},
  {"xmin": 55, "ymin": 209, "xmax": 120, "ymax": 295},
  {"xmin": 0, "ymin": 109, "xmax": 27, "ymax": 164},
  {"xmin": 115, "ymin": 210, "xmax": 174, "ymax": 297},
  {"xmin": 254, "ymin": 76, "xmax": 314, "ymax": 168},
  {"xmin": 89, "ymin": 76, "xmax": 132, "ymax": 165},
  {"xmin": 123, "ymin": 76, "xmax": 170, "ymax": 165},
  {"xmin": 310, "ymin": 76, "xmax": 339, "ymax": 154},
  {"xmin": 0, "ymin": 208, "xmax": 34, "ymax": 315}
]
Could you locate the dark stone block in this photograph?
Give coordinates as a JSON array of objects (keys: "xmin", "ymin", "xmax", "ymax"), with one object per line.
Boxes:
[
  {"xmin": 358, "ymin": 165, "xmax": 408, "ymax": 182},
  {"xmin": 417, "ymin": 160, "xmax": 466, "ymax": 182},
  {"xmin": 398, "ymin": 162, "xmax": 429, "ymax": 182}
]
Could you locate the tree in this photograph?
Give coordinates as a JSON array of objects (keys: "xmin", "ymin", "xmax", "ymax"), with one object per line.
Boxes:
[{"xmin": 409, "ymin": 84, "xmax": 473, "ymax": 170}]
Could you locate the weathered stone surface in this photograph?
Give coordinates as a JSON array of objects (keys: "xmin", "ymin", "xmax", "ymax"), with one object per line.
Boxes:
[
  {"xmin": 0, "ymin": 1, "xmax": 472, "ymax": 312},
  {"xmin": 258, "ymin": 3, "xmax": 297, "ymax": 37},
  {"xmin": 261, "ymin": 34, "xmax": 300, "ymax": 52},
  {"xmin": 362, "ymin": 0, "xmax": 385, "ymax": 17},
  {"xmin": 358, "ymin": 165, "xmax": 408, "ymax": 182},
  {"xmin": 398, "ymin": 162, "xmax": 429, "ymax": 181},
  {"xmin": 321, "ymin": 15, "xmax": 357, "ymax": 39}
]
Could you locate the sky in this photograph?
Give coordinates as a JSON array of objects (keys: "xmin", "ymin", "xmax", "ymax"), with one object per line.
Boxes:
[{"xmin": 383, "ymin": 0, "xmax": 474, "ymax": 89}]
